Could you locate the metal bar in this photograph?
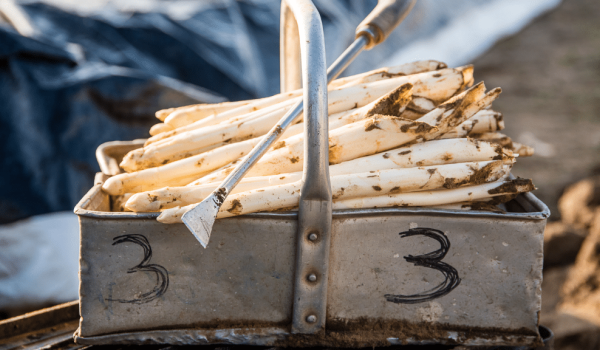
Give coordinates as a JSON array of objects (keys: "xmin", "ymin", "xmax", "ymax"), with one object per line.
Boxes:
[
  {"xmin": 278, "ymin": 0, "xmax": 331, "ymax": 335},
  {"xmin": 326, "ymin": 35, "xmax": 369, "ymax": 82}
]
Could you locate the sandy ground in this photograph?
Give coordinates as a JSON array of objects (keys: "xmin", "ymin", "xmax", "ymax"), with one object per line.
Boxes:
[
  {"xmin": 474, "ymin": 1, "xmax": 600, "ymax": 346},
  {"xmin": 472, "ymin": 0, "xmax": 600, "ymax": 220}
]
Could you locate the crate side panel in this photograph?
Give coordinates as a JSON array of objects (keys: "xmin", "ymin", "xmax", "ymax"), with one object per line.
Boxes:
[
  {"xmin": 79, "ymin": 217, "xmax": 296, "ymax": 337},
  {"xmin": 328, "ymin": 215, "xmax": 544, "ymax": 339}
]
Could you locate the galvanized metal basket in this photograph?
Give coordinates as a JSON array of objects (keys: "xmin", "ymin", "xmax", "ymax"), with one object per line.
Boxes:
[{"xmin": 74, "ymin": 0, "xmax": 549, "ymax": 347}]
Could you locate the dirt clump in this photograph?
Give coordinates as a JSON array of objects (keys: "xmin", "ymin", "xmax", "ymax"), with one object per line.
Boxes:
[
  {"xmin": 560, "ymin": 211, "xmax": 600, "ymax": 322},
  {"xmin": 488, "ymin": 178, "xmax": 535, "ymax": 195},
  {"xmin": 544, "ymin": 222, "xmax": 588, "ymax": 268},
  {"xmin": 366, "ymin": 83, "xmax": 412, "ymax": 117},
  {"xmin": 558, "ymin": 175, "xmax": 600, "ymax": 228}
]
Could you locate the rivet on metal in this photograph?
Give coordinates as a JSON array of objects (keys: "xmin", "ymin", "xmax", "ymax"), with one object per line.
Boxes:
[
  {"xmin": 308, "ymin": 232, "xmax": 318, "ymax": 241},
  {"xmin": 306, "ymin": 315, "xmax": 317, "ymax": 323},
  {"xmin": 307, "ymin": 274, "xmax": 317, "ymax": 282}
]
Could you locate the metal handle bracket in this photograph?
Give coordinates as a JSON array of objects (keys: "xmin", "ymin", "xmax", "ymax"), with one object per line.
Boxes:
[{"xmin": 280, "ymin": 0, "xmax": 332, "ymax": 335}]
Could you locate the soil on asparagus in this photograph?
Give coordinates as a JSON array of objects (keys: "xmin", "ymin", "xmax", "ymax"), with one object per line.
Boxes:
[{"xmin": 472, "ymin": 0, "xmax": 600, "ymax": 220}]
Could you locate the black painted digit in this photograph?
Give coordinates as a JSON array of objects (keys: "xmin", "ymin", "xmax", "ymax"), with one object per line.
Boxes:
[
  {"xmin": 106, "ymin": 234, "xmax": 169, "ymax": 304},
  {"xmin": 385, "ymin": 228, "xmax": 460, "ymax": 304}
]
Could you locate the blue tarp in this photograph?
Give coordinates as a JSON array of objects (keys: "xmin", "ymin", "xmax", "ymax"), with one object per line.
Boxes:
[
  {"xmin": 0, "ymin": 1, "xmax": 384, "ymax": 223},
  {"xmin": 0, "ymin": 0, "xmax": 561, "ymax": 223}
]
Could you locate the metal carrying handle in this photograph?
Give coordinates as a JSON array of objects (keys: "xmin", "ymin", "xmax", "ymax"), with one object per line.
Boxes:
[
  {"xmin": 280, "ymin": 0, "xmax": 416, "ymax": 335},
  {"xmin": 280, "ymin": 0, "xmax": 331, "ymax": 335}
]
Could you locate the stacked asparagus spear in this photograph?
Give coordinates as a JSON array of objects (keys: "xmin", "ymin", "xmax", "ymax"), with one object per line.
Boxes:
[{"xmin": 101, "ymin": 60, "xmax": 536, "ymax": 222}]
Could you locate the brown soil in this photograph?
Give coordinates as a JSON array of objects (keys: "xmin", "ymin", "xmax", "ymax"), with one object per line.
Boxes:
[
  {"xmin": 367, "ymin": 83, "xmax": 413, "ymax": 118},
  {"xmin": 487, "ymin": 178, "xmax": 535, "ymax": 195},
  {"xmin": 472, "ymin": 0, "xmax": 600, "ymax": 220}
]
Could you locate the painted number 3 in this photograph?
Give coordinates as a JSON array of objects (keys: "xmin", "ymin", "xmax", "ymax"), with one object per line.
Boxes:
[
  {"xmin": 107, "ymin": 234, "xmax": 169, "ymax": 304},
  {"xmin": 385, "ymin": 228, "xmax": 461, "ymax": 304}
]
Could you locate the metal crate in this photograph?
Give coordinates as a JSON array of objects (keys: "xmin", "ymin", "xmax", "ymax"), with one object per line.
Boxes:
[{"xmin": 74, "ymin": 0, "xmax": 550, "ymax": 347}]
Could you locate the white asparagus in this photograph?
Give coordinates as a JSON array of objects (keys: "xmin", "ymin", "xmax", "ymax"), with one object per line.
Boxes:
[
  {"xmin": 471, "ymin": 132, "xmax": 513, "ymax": 148},
  {"xmin": 329, "ymin": 60, "xmax": 447, "ymax": 89},
  {"xmin": 151, "ymin": 61, "xmax": 457, "ymax": 137},
  {"xmin": 266, "ymin": 82, "xmax": 414, "ymax": 150},
  {"xmin": 102, "ymin": 137, "xmax": 263, "ymax": 195},
  {"xmin": 192, "ymin": 80, "xmax": 495, "ymax": 185},
  {"xmin": 327, "ymin": 139, "xmax": 513, "ymax": 178},
  {"xmin": 146, "ymin": 97, "xmax": 300, "ymax": 146},
  {"xmin": 400, "ymin": 96, "xmax": 438, "ymax": 120},
  {"xmin": 156, "ymin": 161, "xmax": 514, "ymax": 223},
  {"xmin": 110, "ymin": 172, "xmax": 206, "ymax": 195},
  {"xmin": 157, "ymin": 60, "xmax": 445, "ymax": 127},
  {"xmin": 441, "ymin": 110, "xmax": 504, "ymax": 139},
  {"xmin": 107, "ymin": 84, "xmax": 413, "ymax": 195},
  {"xmin": 152, "ymin": 61, "xmax": 449, "ymax": 140},
  {"xmin": 122, "ymin": 104, "xmax": 289, "ymax": 172},
  {"xmin": 330, "ymin": 160, "xmax": 511, "ymax": 199},
  {"xmin": 158, "ymin": 199, "xmax": 513, "ymax": 222},
  {"xmin": 183, "ymin": 60, "xmax": 445, "ymax": 130},
  {"xmin": 332, "ymin": 178, "xmax": 535, "ymax": 210},
  {"xmin": 163, "ymin": 95, "xmax": 285, "ymax": 128},
  {"xmin": 192, "ymin": 115, "xmax": 437, "ymax": 185},
  {"xmin": 128, "ymin": 172, "xmax": 304, "ymax": 212},
  {"xmin": 121, "ymin": 67, "xmax": 472, "ymax": 172},
  {"xmin": 115, "ymin": 83, "xmax": 412, "ymax": 188},
  {"xmin": 112, "ymin": 109, "xmax": 360, "ymax": 195},
  {"xmin": 130, "ymin": 138, "xmax": 514, "ymax": 211},
  {"xmin": 155, "ymin": 99, "xmax": 252, "ymax": 122},
  {"xmin": 155, "ymin": 107, "xmax": 176, "ymax": 122},
  {"xmin": 149, "ymin": 123, "xmax": 174, "ymax": 136},
  {"xmin": 112, "ymin": 111, "xmax": 351, "ymax": 195},
  {"xmin": 419, "ymin": 83, "xmax": 502, "ymax": 141}
]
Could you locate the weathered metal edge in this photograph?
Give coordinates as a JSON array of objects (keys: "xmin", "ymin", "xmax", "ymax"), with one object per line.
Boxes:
[
  {"xmin": 73, "ymin": 327, "xmax": 288, "ymax": 346},
  {"xmin": 0, "ymin": 300, "xmax": 79, "ymax": 339},
  {"xmin": 74, "ymin": 182, "xmax": 550, "ymax": 221},
  {"xmin": 73, "ymin": 326, "xmax": 540, "ymax": 347},
  {"xmin": 95, "ymin": 140, "xmax": 146, "ymax": 176}
]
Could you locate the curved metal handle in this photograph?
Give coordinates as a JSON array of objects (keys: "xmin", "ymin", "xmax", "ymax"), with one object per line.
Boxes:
[
  {"xmin": 280, "ymin": 0, "xmax": 331, "ymax": 335},
  {"xmin": 356, "ymin": 0, "xmax": 416, "ymax": 49},
  {"xmin": 280, "ymin": 0, "xmax": 331, "ymax": 202},
  {"xmin": 280, "ymin": 3, "xmax": 302, "ymax": 93}
]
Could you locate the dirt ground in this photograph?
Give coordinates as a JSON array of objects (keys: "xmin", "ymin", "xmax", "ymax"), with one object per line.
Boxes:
[
  {"xmin": 472, "ymin": 0, "xmax": 600, "ymax": 220},
  {"xmin": 473, "ymin": 1, "xmax": 600, "ymax": 347}
]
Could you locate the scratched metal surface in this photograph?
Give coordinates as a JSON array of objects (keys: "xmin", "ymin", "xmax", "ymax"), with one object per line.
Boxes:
[
  {"xmin": 327, "ymin": 214, "xmax": 544, "ymax": 338},
  {"xmin": 78, "ymin": 186, "xmax": 297, "ymax": 337},
  {"xmin": 74, "ymin": 180, "xmax": 547, "ymax": 347}
]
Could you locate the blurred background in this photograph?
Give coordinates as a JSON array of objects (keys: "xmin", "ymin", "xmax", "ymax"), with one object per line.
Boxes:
[{"xmin": 1, "ymin": 0, "xmax": 599, "ymax": 348}]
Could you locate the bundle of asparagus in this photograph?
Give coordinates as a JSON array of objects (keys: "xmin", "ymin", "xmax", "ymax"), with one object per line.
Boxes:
[{"xmin": 101, "ymin": 60, "xmax": 536, "ymax": 223}]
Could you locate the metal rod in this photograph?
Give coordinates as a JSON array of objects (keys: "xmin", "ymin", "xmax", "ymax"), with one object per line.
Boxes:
[
  {"xmin": 211, "ymin": 34, "xmax": 371, "ymax": 198},
  {"xmin": 181, "ymin": 34, "xmax": 373, "ymax": 247},
  {"xmin": 327, "ymin": 35, "xmax": 369, "ymax": 82}
]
